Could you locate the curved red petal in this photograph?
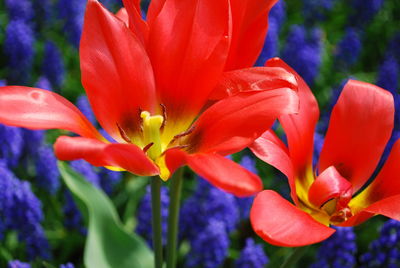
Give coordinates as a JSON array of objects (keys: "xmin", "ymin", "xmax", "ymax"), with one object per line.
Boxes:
[
  {"xmin": 185, "ymin": 152, "xmax": 263, "ymax": 197},
  {"xmin": 146, "ymin": 0, "xmax": 166, "ymax": 26},
  {"xmin": 210, "ymin": 66, "xmax": 297, "ymax": 100},
  {"xmin": 188, "ymin": 88, "xmax": 299, "ymax": 155},
  {"xmin": 81, "ymin": 0, "xmax": 156, "ymax": 142},
  {"xmin": 250, "ymin": 190, "xmax": 335, "ymax": 247},
  {"xmin": 308, "ymin": 166, "xmax": 353, "ymax": 208},
  {"xmin": 225, "ymin": 0, "xmax": 278, "ymax": 70},
  {"xmin": 267, "ymin": 58, "xmax": 319, "ymax": 177},
  {"xmin": 319, "ymin": 80, "xmax": 394, "ymax": 192},
  {"xmin": 121, "ymin": 0, "xmax": 149, "ymax": 43},
  {"xmin": 147, "ymin": 0, "xmax": 230, "ymax": 125},
  {"xmin": 116, "ymin": 8, "xmax": 129, "ymax": 24},
  {"xmin": 340, "ymin": 194, "xmax": 400, "ymax": 227},
  {"xmin": 54, "ymin": 136, "xmax": 159, "ymax": 176},
  {"xmin": 249, "ymin": 130, "xmax": 298, "ymax": 204},
  {"xmin": 0, "ymin": 86, "xmax": 101, "ymax": 139},
  {"xmin": 350, "ymin": 139, "xmax": 400, "ymax": 209}
]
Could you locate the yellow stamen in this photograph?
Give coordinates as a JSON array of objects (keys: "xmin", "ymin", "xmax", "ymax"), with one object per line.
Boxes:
[{"xmin": 141, "ymin": 111, "xmax": 164, "ymax": 160}]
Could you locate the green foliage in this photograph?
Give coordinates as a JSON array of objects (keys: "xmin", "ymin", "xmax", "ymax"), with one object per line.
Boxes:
[{"xmin": 58, "ymin": 162, "xmax": 154, "ymax": 268}]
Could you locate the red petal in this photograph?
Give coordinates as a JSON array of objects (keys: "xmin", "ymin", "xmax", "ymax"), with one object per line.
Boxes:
[
  {"xmin": 187, "ymin": 88, "xmax": 299, "ymax": 155},
  {"xmin": 147, "ymin": 0, "xmax": 230, "ymax": 126},
  {"xmin": 225, "ymin": 0, "xmax": 278, "ymax": 70},
  {"xmin": 121, "ymin": 0, "xmax": 149, "ymax": 43},
  {"xmin": 267, "ymin": 58, "xmax": 319, "ymax": 177},
  {"xmin": 350, "ymin": 139, "xmax": 400, "ymax": 208},
  {"xmin": 210, "ymin": 66, "xmax": 297, "ymax": 100},
  {"xmin": 164, "ymin": 149, "xmax": 262, "ymax": 196},
  {"xmin": 54, "ymin": 136, "xmax": 159, "ymax": 176},
  {"xmin": 340, "ymin": 194, "xmax": 400, "ymax": 227},
  {"xmin": 146, "ymin": 0, "xmax": 166, "ymax": 26},
  {"xmin": 81, "ymin": 0, "xmax": 156, "ymax": 142},
  {"xmin": 319, "ymin": 80, "xmax": 394, "ymax": 192},
  {"xmin": 0, "ymin": 86, "xmax": 101, "ymax": 139},
  {"xmin": 186, "ymin": 153, "xmax": 263, "ymax": 197},
  {"xmin": 116, "ymin": 8, "xmax": 129, "ymax": 24},
  {"xmin": 249, "ymin": 130, "xmax": 298, "ymax": 204},
  {"xmin": 250, "ymin": 190, "xmax": 335, "ymax": 247},
  {"xmin": 308, "ymin": 166, "xmax": 352, "ymax": 208}
]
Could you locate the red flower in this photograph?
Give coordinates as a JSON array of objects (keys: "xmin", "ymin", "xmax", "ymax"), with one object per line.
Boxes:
[
  {"xmin": 0, "ymin": 0, "xmax": 298, "ymax": 197},
  {"xmin": 250, "ymin": 58, "xmax": 400, "ymax": 246}
]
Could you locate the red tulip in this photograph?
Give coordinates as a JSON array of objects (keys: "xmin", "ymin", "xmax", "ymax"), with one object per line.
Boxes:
[
  {"xmin": 250, "ymin": 58, "xmax": 400, "ymax": 246},
  {"xmin": 0, "ymin": 0, "xmax": 298, "ymax": 197}
]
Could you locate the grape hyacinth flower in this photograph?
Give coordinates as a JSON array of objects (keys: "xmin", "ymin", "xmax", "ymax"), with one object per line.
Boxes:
[
  {"xmin": 35, "ymin": 76, "xmax": 53, "ymax": 91},
  {"xmin": 388, "ymin": 33, "xmax": 400, "ymax": 63},
  {"xmin": 98, "ymin": 167, "xmax": 123, "ymax": 195},
  {"xmin": 376, "ymin": 56, "xmax": 399, "ymax": 96},
  {"xmin": 59, "ymin": 263, "xmax": 75, "ymax": 268},
  {"xmin": 186, "ymin": 220, "xmax": 229, "ymax": 268},
  {"xmin": 235, "ymin": 238, "xmax": 269, "ymax": 268},
  {"xmin": 57, "ymin": 0, "xmax": 86, "ymax": 48},
  {"xmin": 350, "ymin": 0, "xmax": 385, "ymax": 28},
  {"xmin": 5, "ymin": 0, "xmax": 34, "ymax": 22},
  {"xmin": 76, "ymin": 95, "xmax": 97, "ymax": 127},
  {"xmin": 310, "ymin": 227, "xmax": 356, "ymax": 268},
  {"xmin": 21, "ymin": 128, "xmax": 44, "ymax": 156},
  {"xmin": 360, "ymin": 220, "xmax": 400, "ymax": 267},
  {"xmin": 70, "ymin": 159, "xmax": 100, "ymax": 187},
  {"xmin": 0, "ymin": 162, "xmax": 49, "ymax": 259},
  {"xmin": 334, "ymin": 28, "xmax": 362, "ymax": 69},
  {"xmin": 302, "ymin": 0, "xmax": 336, "ymax": 23},
  {"xmin": 180, "ymin": 179, "xmax": 239, "ymax": 240},
  {"xmin": 0, "ymin": 124, "xmax": 23, "ymax": 168},
  {"xmin": 8, "ymin": 260, "xmax": 31, "ymax": 268},
  {"xmin": 236, "ymin": 155, "xmax": 257, "ymax": 220},
  {"xmin": 136, "ymin": 185, "xmax": 169, "ymax": 247},
  {"xmin": 282, "ymin": 25, "xmax": 323, "ymax": 85},
  {"xmin": 35, "ymin": 145, "xmax": 61, "ymax": 194},
  {"xmin": 42, "ymin": 41, "xmax": 65, "ymax": 88},
  {"xmin": 269, "ymin": 0, "xmax": 286, "ymax": 29},
  {"xmin": 4, "ymin": 20, "xmax": 35, "ymax": 83}
]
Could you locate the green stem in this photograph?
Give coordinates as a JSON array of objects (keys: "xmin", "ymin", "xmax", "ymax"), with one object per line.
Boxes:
[
  {"xmin": 151, "ymin": 177, "xmax": 163, "ymax": 268},
  {"xmin": 279, "ymin": 246, "xmax": 309, "ymax": 268},
  {"xmin": 166, "ymin": 168, "xmax": 184, "ymax": 268}
]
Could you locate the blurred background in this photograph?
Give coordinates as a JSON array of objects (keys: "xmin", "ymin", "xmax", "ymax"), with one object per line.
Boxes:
[{"xmin": 0, "ymin": 0, "xmax": 399, "ymax": 267}]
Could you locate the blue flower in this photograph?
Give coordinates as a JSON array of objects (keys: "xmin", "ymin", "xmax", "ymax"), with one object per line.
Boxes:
[
  {"xmin": 235, "ymin": 156, "xmax": 257, "ymax": 220},
  {"xmin": 0, "ymin": 163, "xmax": 50, "ymax": 259},
  {"xmin": 360, "ymin": 220, "xmax": 400, "ymax": 267},
  {"xmin": 98, "ymin": 167, "xmax": 122, "ymax": 195},
  {"xmin": 8, "ymin": 260, "xmax": 31, "ymax": 268},
  {"xmin": 302, "ymin": 0, "xmax": 337, "ymax": 23},
  {"xmin": 255, "ymin": 18, "xmax": 279, "ymax": 66},
  {"xmin": 334, "ymin": 28, "xmax": 362, "ymax": 69},
  {"xmin": 180, "ymin": 179, "xmax": 239, "ymax": 240},
  {"xmin": 57, "ymin": 0, "xmax": 86, "ymax": 48},
  {"xmin": 35, "ymin": 145, "xmax": 61, "ymax": 194},
  {"xmin": 70, "ymin": 160, "xmax": 100, "ymax": 187},
  {"xmin": 282, "ymin": 25, "xmax": 323, "ymax": 85},
  {"xmin": 60, "ymin": 263, "xmax": 75, "ymax": 268},
  {"xmin": 388, "ymin": 33, "xmax": 400, "ymax": 63},
  {"xmin": 42, "ymin": 41, "xmax": 65, "ymax": 88},
  {"xmin": 4, "ymin": 20, "xmax": 35, "ymax": 83},
  {"xmin": 76, "ymin": 95, "xmax": 97, "ymax": 126},
  {"xmin": 376, "ymin": 56, "xmax": 399, "ymax": 96},
  {"xmin": 310, "ymin": 227, "xmax": 356, "ymax": 268},
  {"xmin": 235, "ymin": 238, "xmax": 269, "ymax": 268},
  {"xmin": 186, "ymin": 220, "xmax": 230, "ymax": 268},
  {"xmin": 0, "ymin": 124, "xmax": 23, "ymax": 168},
  {"xmin": 5, "ymin": 0, "xmax": 34, "ymax": 22},
  {"xmin": 270, "ymin": 0, "xmax": 286, "ymax": 29},
  {"xmin": 136, "ymin": 185, "xmax": 169, "ymax": 247},
  {"xmin": 35, "ymin": 76, "xmax": 53, "ymax": 91},
  {"xmin": 350, "ymin": 0, "xmax": 384, "ymax": 28},
  {"xmin": 21, "ymin": 129, "xmax": 45, "ymax": 156}
]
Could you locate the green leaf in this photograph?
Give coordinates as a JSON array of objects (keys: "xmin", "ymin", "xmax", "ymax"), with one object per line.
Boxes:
[{"xmin": 58, "ymin": 162, "xmax": 154, "ymax": 268}]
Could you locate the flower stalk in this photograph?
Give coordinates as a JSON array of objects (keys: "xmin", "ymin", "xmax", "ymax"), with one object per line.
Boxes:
[
  {"xmin": 151, "ymin": 177, "xmax": 163, "ymax": 268},
  {"xmin": 166, "ymin": 168, "xmax": 184, "ymax": 268}
]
